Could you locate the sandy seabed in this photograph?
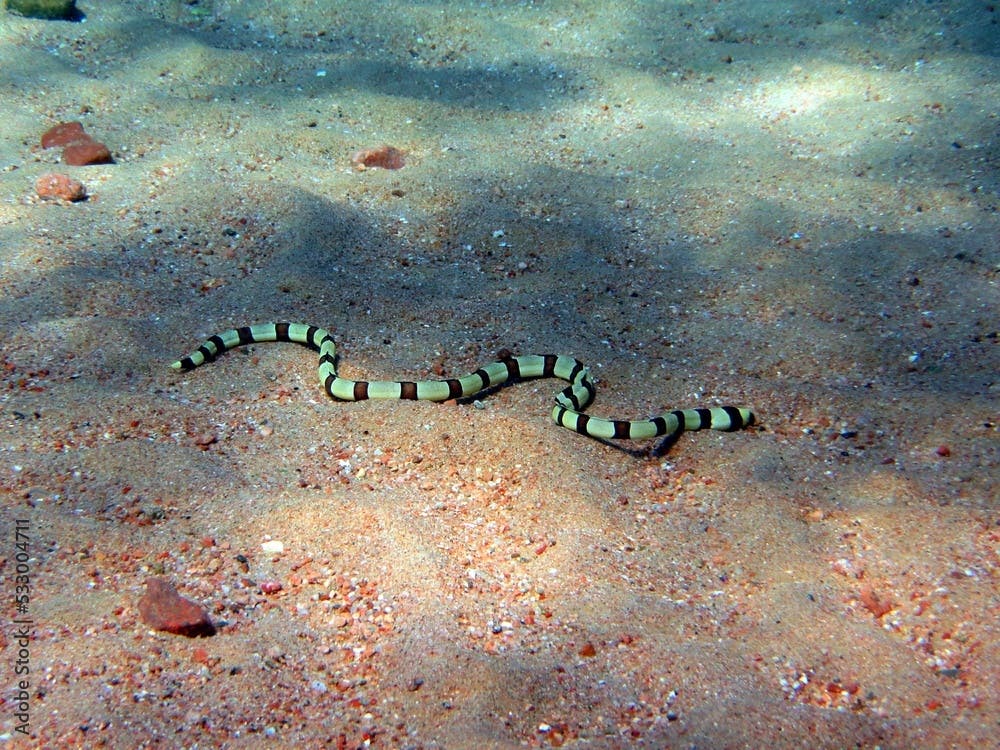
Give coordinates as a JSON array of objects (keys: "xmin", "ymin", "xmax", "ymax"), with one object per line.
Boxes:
[{"xmin": 0, "ymin": 1, "xmax": 997, "ymax": 748}]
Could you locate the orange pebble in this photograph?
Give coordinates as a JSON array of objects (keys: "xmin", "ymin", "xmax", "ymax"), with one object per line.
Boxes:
[
  {"xmin": 352, "ymin": 145, "xmax": 405, "ymax": 170},
  {"xmin": 35, "ymin": 172, "xmax": 87, "ymax": 202}
]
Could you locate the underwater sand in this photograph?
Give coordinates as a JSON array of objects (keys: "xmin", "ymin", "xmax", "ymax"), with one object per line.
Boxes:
[{"xmin": 0, "ymin": 1, "xmax": 997, "ymax": 747}]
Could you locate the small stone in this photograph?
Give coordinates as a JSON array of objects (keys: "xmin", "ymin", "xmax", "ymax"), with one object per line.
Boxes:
[
  {"xmin": 138, "ymin": 577, "xmax": 216, "ymax": 637},
  {"xmin": 40, "ymin": 121, "xmax": 87, "ymax": 148},
  {"xmin": 62, "ymin": 138, "xmax": 113, "ymax": 166},
  {"xmin": 193, "ymin": 431, "xmax": 217, "ymax": 449},
  {"xmin": 40, "ymin": 122, "xmax": 114, "ymax": 166},
  {"xmin": 352, "ymin": 145, "xmax": 405, "ymax": 170},
  {"xmin": 578, "ymin": 641, "xmax": 597, "ymax": 658},
  {"xmin": 261, "ymin": 540, "xmax": 284, "ymax": 554},
  {"xmin": 35, "ymin": 172, "xmax": 86, "ymax": 202},
  {"xmin": 259, "ymin": 580, "xmax": 283, "ymax": 595},
  {"xmin": 859, "ymin": 585, "xmax": 894, "ymax": 619},
  {"xmin": 330, "ymin": 614, "xmax": 350, "ymax": 628}
]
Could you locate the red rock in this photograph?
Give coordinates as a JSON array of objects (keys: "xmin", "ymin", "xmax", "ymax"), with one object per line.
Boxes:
[
  {"xmin": 62, "ymin": 138, "xmax": 113, "ymax": 166},
  {"xmin": 193, "ymin": 431, "xmax": 218, "ymax": 449},
  {"xmin": 40, "ymin": 121, "xmax": 87, "ymax": 148},
  {"xmin": 859, "ymin": 585, "xmax": 894, "ymax": 619},
  {"xmin": 35, "ymin": 172, "xmax": 87, "ymax": 202},
  {"xmin": 191, "ymin": 647, "xmax": 210, "ymax": 664},
  {"xmin": 352, "ymin": 145, "xmax": 405, "ymax": 170},
  {"xmin": 138, "ymin": 577, "xmax": 216, "ymax": 637},
  {"xmin": 259, "ymin": 580, "xmax": 283, "ymax": 595},
  {"xmin": 40, "ymin": 121, "xmax": 114, "ymax": 166}
]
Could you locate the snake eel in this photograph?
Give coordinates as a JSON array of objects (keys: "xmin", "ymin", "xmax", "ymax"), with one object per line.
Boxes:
[{"xmin": 172, "ymin": 323, "xmax": 754, "ymax": 442}]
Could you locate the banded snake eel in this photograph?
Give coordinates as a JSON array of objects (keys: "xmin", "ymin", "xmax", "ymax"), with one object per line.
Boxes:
[{"xmin": 172, "ymin": 323, "xmax": 755, "ymax": 442}]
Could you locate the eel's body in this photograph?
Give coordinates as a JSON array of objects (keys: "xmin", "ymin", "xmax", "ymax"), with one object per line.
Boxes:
[{"xmin": 173, "ymin": 323, "xmax": 754, "ymax": 442}]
